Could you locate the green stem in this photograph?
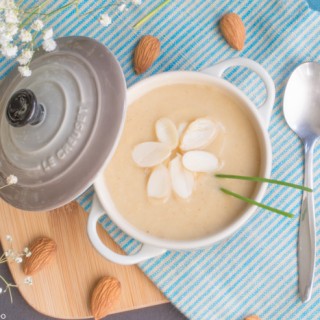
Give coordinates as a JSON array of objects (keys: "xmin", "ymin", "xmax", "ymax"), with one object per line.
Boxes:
[
  {"xmin": 133, "ymin": 0, "xmax": 171, "ymax": 29},
  {"xmin": 215, "ymin": 174, "xmax": 312, "ymax": 192},
  {"xmin": 20, "ymin": 0, "xmax": 51, "ymax": 29},
  {"xmin": 0, "ymin": 275, "xmax": 13, "ymax": 303},
  {"xmin": 220, "ymin": 187, "xmax": 294, "ymax": 218},
  {"xmin": 79, "ymin": 3, "xmax": 117, "ymax": 17},
  {"xmin": 46, "ymin": 0, "xmax": 78, "ymax": 17}
]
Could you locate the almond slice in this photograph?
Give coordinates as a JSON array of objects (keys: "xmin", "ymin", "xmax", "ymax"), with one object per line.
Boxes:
[
  {"xmin": 169, "ymin": 155, "xmax": 194, "ymax": 199},
  {"xmin": 182, "ymin": 151, "xmax": 218, "ymax": 173},
  {"xmin": 180, "ymin": 118, "xmax": 217, "ymax": 151},
  {"xmin": 155, "ymin": 118, "xmax": 179, "ymax": 149},
  {"xmin": 147, "ymin": 165, "xmax": 171, "ymax": 199},
  {"xmin": 132, "ymin": 142, "xmax": 171, "ymax": 168}
]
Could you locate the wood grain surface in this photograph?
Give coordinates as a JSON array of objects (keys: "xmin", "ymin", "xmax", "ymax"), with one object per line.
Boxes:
[{"xmin": 0, "ymin": 199, "xmax": 166, "ymax": 319}]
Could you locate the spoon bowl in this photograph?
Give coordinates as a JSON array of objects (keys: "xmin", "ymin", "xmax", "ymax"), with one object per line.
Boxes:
[
  {"xmin": 283, "ymin": 61, "xmax": 320, "ymax": 303},
  {"xmin": 284, "ymin": 62, "xmax": 320, "ymax": 140}
]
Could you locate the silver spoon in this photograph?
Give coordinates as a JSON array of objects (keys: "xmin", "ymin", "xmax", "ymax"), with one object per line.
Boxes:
[{"xmin": 283, "ymin": 62, "xmax": 320, "ymax": 303}]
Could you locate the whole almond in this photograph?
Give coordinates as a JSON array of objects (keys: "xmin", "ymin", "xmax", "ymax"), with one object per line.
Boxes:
[
  {"xmin": 219, "ymin": 13, "xmax": 246, "ymax": 50},
  {"xmin": 133, "ymin": 35, "xmax": 161, "ymax": 74},
  {"xmin": 91, "ymin": 276, "xmax": 121, "ymax": 320},
  {"xmin": 244, "ymin": 316, "xmax": 262, "ymax": 320},
  {"xmin": 23, "ymin": 237, "xmax": 57, "ymax": 275}
]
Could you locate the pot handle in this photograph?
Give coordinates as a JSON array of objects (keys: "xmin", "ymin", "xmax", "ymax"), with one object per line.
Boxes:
[
  {"xmin": 201, "ymin": 57, "xmax": 275, "ymax": 127},
  {"xmin": 87, "ymin": 195, "xmax": 167, "ymax": 265}
]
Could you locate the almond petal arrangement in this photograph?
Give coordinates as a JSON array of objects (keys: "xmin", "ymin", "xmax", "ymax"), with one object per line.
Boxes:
[
  {"xmin": 132, "ymin": 118, "xmax": 312, "ymax": 218},
  {"xmin": 132, "ymin": 117, "xmax": 220, "ymax": 200}
]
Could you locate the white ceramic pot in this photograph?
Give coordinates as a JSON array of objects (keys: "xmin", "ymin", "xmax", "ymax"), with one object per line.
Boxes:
[{"xmin": 87, "ymin": 58, "xmax": 275, "ymax": 265}]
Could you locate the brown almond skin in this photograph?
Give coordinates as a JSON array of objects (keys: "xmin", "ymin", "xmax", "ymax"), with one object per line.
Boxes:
[
  {"xmin": 244, "ymin": 316, "xmax": 262, "ymax": 320},
  {"xmin": 91, "ymin": 276, "xmax": 121, "ymax": 320},
  {"xmin": 133, "ymin": 35, "xmax": 161, "ymax": 74},
  {"xmin": 23, "ymin": 237, "xmax": 57, "ymax": 275},
  {"xmin": 219, "ymin": 13, "xmax": 246, "ymax": 50}
]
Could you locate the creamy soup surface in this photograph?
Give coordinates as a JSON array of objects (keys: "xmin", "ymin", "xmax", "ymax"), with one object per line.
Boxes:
[{"xmin": 104, "ymin": 84, "xmax": 261, "ymax": 241}]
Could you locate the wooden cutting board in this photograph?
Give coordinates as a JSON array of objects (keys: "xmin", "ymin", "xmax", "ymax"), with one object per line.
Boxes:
[{"xmin": 0, "ymin": 199, "xmax": 166, "ymax": 319}]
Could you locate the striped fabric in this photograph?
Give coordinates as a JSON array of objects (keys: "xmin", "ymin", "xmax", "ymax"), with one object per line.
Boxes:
[{"xmin": 2, "ymin": 1, "xmax": 320, "ymax": 319}]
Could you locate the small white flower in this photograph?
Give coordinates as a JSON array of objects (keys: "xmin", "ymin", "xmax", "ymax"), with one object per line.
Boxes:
[
  {"xmin": 118, "ymin": 3, "xmax": 127, "ymax": 12},
  {"xmin": 1, "ymin": 44, "xmax": 18, "ymax": 57},
  {"xmin": 5, "ymin": 249, "xmax": 14, "ymax": 258},
  {"xmin": 0, "ymin": 32, "xmax": 13, "ymax": 44},
  {"xmin": 6, "ymin": 23, "xmax": 18, "ymax": 36},
  {"xmin": 15, "ymin": 257, "xmax": 23, "ymax": 264},
  {"xmin": 25, "ymin": 251, "xmax": 32, "ymax": 258},
  {"xmin": 5, "ymin": 235, "xmax": 12, "ymax": 242},
  {"xmin": 42, "ymin": 38, "xmax": 56, "ymax": 52},
  {"xmin": 24, "ymin": 276, "xmax": 33, "ymax": 285},
  {"xmin": 19, "ymin": 29, "xmax": 32, "ymax": 42},
  {"xmin": 132, "ymin": 0, "xmax": 142, "ymax": 5},
  {"xmin": 6, "ymin": 174, "xmax": 18, "ymax": 185},
  {"xmin": 31, "ymin": 19, "xmax": 44, "ymax": 31},
  {"xmin": 18, "ymin": 65, "xmax": 32, "ymax": 77},
  {"xmin": 99, "ymin": 13, "xmax": 112, "ymax": 27},
  {"xmin": 0, "ymin": 22, "xmax": 6, "ymax": 33},
  {"xmin": 0, "ymin": 287, "xmax": 3, "ymax": 294},
  {"xmin": 5, "ymin": 10, "xmax": 19, "ymax": 24},
  {"xmin": 17, "ymin": 49, "xmax": 33, "ymax": 65},
  {"xmin": 42, "ymin": 28, "xmax": 53, "ymax": 40}
]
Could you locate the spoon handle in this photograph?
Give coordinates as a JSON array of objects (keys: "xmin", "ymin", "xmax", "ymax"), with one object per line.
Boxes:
[{"xmin": 299, "ymin": 140, "xmax": 316, "ymax": 303}]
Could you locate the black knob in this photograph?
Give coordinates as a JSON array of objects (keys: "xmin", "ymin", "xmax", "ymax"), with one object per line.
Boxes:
[{"xmin": 6, "ymin": 89, "xmax": 45, "ymax": 127}]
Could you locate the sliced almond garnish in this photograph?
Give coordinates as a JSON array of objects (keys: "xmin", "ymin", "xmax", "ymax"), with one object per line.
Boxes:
[
  {"xmin": 147, "ymin": 165, "xmax": 171, "ymax": 199},
  {"xmin": 132, "ymin": 142, "xmax": 171, "ymax": 168},
  {"xmin": 155, "ymin": 118, "xmax": 179, "ymax": 149},
  {"xmin": 169, "ymin": 155, "xmax": 194, "ymax": 199},
  {"xmin": 182, "ymin": 151, "xmax": 218, "ymax": 173},
  {"xmin": 180, "ymin": 118, "xmax": 217, "ymax": 151}
]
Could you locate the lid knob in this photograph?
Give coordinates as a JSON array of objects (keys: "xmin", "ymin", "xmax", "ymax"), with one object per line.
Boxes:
[{"xmin": 6, "ymin": 89, "xmax": 45, "ymax": 127}]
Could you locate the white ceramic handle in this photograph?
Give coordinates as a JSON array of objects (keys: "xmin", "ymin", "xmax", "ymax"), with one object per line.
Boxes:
[
  {"xmin": 202, "ymin": 57, "xmax": 275, "ymax": 127},
  {"xmin": 87, "ymin": 195, "xmax": 167, "ymax": 265}
]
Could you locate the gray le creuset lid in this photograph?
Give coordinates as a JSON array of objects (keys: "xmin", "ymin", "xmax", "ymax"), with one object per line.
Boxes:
[{"xmin": 0, "ymin": 36, "xmax": 126, "ymax": 211}]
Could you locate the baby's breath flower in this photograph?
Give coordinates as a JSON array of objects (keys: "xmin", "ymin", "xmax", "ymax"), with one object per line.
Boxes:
[
  {"xmin": 0, "ymin": 22, "xmax": 6, "ymax": 33},
  {"xmin": 17, "ymin": 49, "xmax": 33, "ymax": 65},
  {"xmin": 18, "ymin": 65, "xmax": 32, "ymax": 77},
  {"xmin": 132, "ymin": 0, "xmax": 142, "ymax": 5},
  {"xmin": 24, "ymin": 277, "xmax": 33, "ymax": 286},
  {"xmin": 14, "ymin": 257, "xmax": 22, "ymax": 264},
  {"xmin": 6, "ymin": 174, "xmax": 18, "ymax": 185},
  {"xmin": 31, "ymin": 19, "xmax": 44, "ymax": 31},
  {"xmin": 6, "ymin": 23, "xmax": 18, "ymax": 36},
  {"xmin": 5, "ymin": 9, "xmax": 19, "ymax": 24},
  {"xmin": 42, "ymin": 38, "xmax": 56, "ymax": 52},
  {"xmin": 25, "ymin": 251, "xmax": 32, "ymax": 258},
  {"xmin": 1, "ymin": 44, "xmax": 17, "ymax": 57},
  {"xmin": 0, "ymin": 31, "xmax": 13, "ymax": 44},
  {"xmin": 6, "ymin": 235, "xmax": 12, "ymax": 243},
  {"xmin": 99, "ymin": 13, "xmax": 112, "ymax": 26},
  {"xmin": 19, "ymin": 29, "xmax": 32, "ymax": 43},
  {"xmin": 42, "ymin": 28, "xmax": 53, "ymax": 40},
  {"xmin": 118, "ymin": 3, "xmax": 127, "ymax": 12}
]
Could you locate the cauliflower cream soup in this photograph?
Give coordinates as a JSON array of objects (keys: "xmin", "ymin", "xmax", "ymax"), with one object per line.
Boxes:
[{"xmin": 104, "ymin": 83, "xmax": 261, "ymax": 241}]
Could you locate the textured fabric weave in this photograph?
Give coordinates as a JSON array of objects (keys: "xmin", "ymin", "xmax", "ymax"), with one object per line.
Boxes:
[{"xmin": 2, "ymin": 1, "xmax": 320, "ymax": 319}]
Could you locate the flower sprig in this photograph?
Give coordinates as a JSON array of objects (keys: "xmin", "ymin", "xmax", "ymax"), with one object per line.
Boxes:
[
  {"xmin": 0, "ymin": 235, "xmax": 33, "ymax": 303},
  {"xmin": 0, "ymin": 0, "xmax": 144, "ymax": 77}
]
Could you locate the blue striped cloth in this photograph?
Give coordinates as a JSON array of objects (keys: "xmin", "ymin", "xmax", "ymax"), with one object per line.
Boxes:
[{"xmin": 1, "ymin": 1, "xmax": 320, "ymax": 319}]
